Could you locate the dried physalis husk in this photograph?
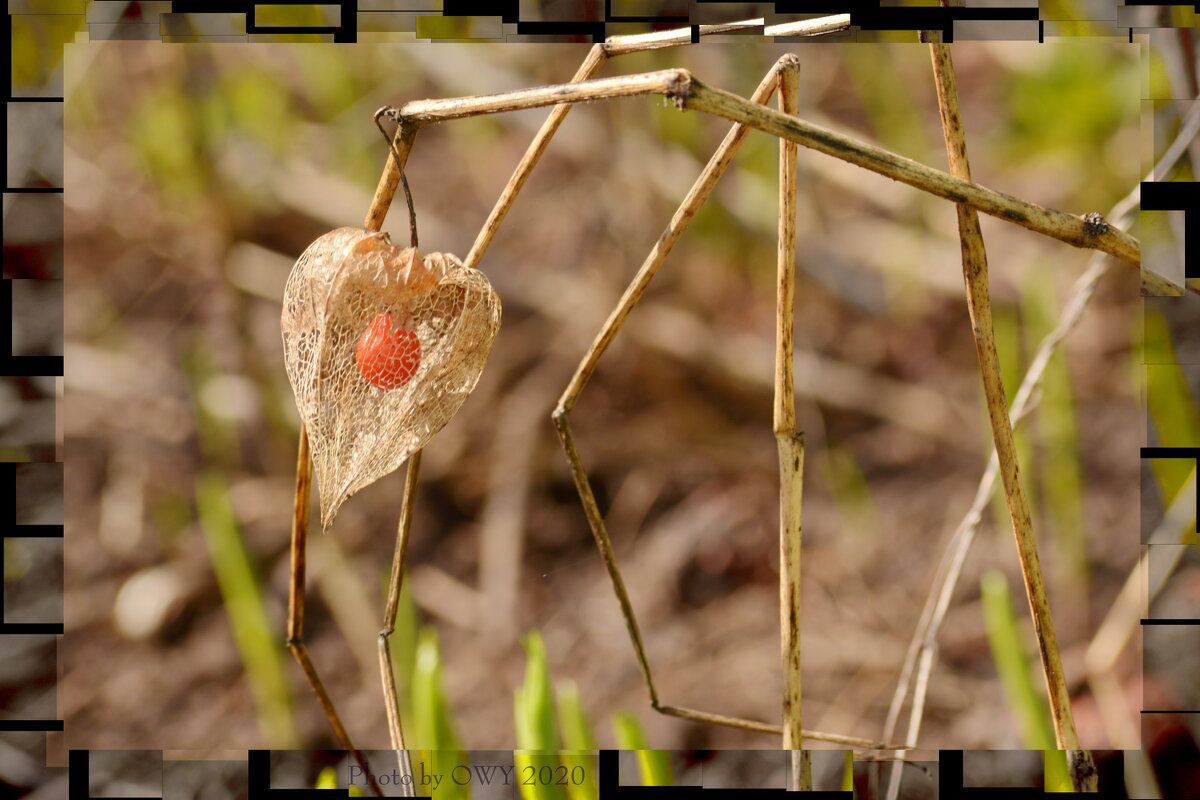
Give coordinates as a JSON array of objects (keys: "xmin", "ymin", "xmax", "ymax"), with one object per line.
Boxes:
[{"xmin": 281, "ymin": 226, "xmax": 501, "ymax": 527}]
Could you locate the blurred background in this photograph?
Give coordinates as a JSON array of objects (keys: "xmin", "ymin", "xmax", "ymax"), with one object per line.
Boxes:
[{"xmin": 55, "ymin": 38, "xmax": 1158, "ymax": 761}]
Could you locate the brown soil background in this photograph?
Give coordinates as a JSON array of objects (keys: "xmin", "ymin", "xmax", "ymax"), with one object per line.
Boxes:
[{"xmin": 57, "ymin": 41, "xmax": 1149, "ymax": 760}]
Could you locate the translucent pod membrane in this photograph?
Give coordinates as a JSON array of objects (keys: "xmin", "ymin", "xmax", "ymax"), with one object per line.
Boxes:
[{"xmin": 282, "ymin": 226, "xmax": 501, "ymax": 528}]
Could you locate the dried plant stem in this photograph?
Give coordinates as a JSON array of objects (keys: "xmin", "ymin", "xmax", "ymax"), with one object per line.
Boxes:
[
  {"xmin": 773, "ymin": 54, "xmax": 811, "ymax": 791},
  {"xmin": 365, "ymin": 124, "xmax": 418, "ymax": 233},
  {"xmin": 392, "ymin": 69, "xmax": 1142, "ymax": 271},
  {"xmin": 926, "ymin": 41, "xmax": 1095, "ymax": 792},
  {"xmin": 376, "ymin": 451, "xmax": 422, "ymax": 797},
  {"xmin": 548, "ymin": 50, "xmax": 773, "ymax": 735},
  {"xmin": 679, "ymin": 77, "xmax": 1138, "ymax": 269},
  {"xmin": 286, "ymin": 427, "xmax": 383, "ymax": 796}
]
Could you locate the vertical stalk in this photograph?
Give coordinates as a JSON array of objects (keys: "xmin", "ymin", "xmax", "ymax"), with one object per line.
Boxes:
[
  {"xmin": 774, "ymin": 53, "xmax": 810, "ymax": 791},
  {"xmin": 925, "ymin": 40, "xmax": 1096, "ymax": 792},
  {"xmin": 377, "ymin": 452, "xmax": 422, "ymax": 797}
]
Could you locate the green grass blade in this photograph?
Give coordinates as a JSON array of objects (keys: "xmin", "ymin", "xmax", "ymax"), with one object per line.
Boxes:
[
  {"xmin": 556, "ymin": 680, "xmax": 598, "ymax": 800},
  {"xmin": 382, "ymin": 571, "xmax": 420, "ymax": 731},
  {"xmin": 1022, "ymin": 268, "xmax": 1087, "ymax": 592},
  {"xmin": 980, "ymin": 570, "xmax": 1070, "ymax": 790},
  {"xmin": 315, "ymin": 767, "xmax": 337, "ymax": 789},
  {"xmin": 515, "ymin": 632, "xmax": 559, "ymax": 750},
  {"xmin": 195, "ymin": 470, "xmax": 297, "ymax": 747},
  {"xmin": 316, "ymin": 766, "xmax": 364, "ymax": 794},
  {"xmin": 515, "ymin": 632, "xmax": 567, "ymax": 800},
  {"xmin": 1043, "ymin": 748, "xmax": 1072, "ymax": 793},
  {"xmin": 411, "ymin": 628, "xmax": 470, "ymax": 800},
  {"xmin": 981, "ymin": 569, "xmax": 1055, "ymax": 748},
  {"xmin": 611, "ymin": 711, "xmax": 673, "ymax": 786},
  {"xmin": 556, "ymin": 680, "xmax": 597, "ymax": 750}
]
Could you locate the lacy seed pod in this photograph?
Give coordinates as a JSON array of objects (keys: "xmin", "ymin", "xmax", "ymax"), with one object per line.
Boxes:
[{"xmin": 281, "ymin": 227, "xmax": 501, "ymax": 527}]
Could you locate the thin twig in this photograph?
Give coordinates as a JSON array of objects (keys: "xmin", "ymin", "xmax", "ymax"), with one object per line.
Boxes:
[
  {"xmin": 387, "ymin": 69, "xmax": 1146, "ymax": 272},
  {"xmin": 679, "ymin": 76, "xmax": 1139, "ymax": 270},
  {"xmin": 286, "ymin": 427, "xmax": 383, "ymax": 797},
  {"xmin": 373, "ymin": 108, "xmax": 419, "ymax": 248},
  {"xmin": 464, "ymin": 44, "xmax": 609, "ymax": 270},
  {"xmin": 656, "ymin": 703, "xmax": 909, "ymax": 749},
  {"xmin": 364, "ymin": 123, "xmax": 417, "ymax": 233},
  {"xmin": 377, "ymin": 452, "xmax": 422, "ymax": 797}
]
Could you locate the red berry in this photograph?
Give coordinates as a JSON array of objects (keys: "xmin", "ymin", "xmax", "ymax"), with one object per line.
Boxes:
[{"xmin": 355, "ymin": 312, "xmax": 421, "ymax": 390}]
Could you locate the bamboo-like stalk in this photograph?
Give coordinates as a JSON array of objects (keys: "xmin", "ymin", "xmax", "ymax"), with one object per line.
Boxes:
[
  {"xmin": 398, "ymin": 70, "xmax": 691, "ymax": 123},
  {"xmin": 925, "ymin": 41, "xmax": 1096, "ymax": 792},
  {"xmin": 881, "ymin": 255, "xmax": 1114, "ymax": 799},
  {"xmin": 772, "ymin": 54, "xmax": 810, "ymax": 792},
  {"xmin": 464, "ymin": 44, "xmax": 609, "ymax": 270},
  {"xmin": 388, "ymin": 68, "xmax": 1146, "ymax": 274}
]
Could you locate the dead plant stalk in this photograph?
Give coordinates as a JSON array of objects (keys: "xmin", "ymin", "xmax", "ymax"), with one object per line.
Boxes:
[
  {"xmin": 773, "ymin": 54, "xmax": 811, "ymax": 790},
  {"xmin": 926, "ymin": 41, "xmax": 1096, "ymax": 793}
]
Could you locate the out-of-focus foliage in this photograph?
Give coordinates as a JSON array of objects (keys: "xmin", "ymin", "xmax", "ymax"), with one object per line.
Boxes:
[
  {"xmin": 196, "ymin": 470, "xmax": 297, "ymax": 747},
  {"xmin": 994, "ymin": 41, "xmax": 1138, "ymax": 205},
  {"xmin": 11, "ymin": 10, "xmax": 83, "ymax": 95}
]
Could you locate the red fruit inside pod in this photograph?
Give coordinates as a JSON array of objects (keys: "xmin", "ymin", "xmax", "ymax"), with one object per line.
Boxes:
[{"xmin": 355, "ymin": 312, "xmax": 422, "ymax": 390}]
